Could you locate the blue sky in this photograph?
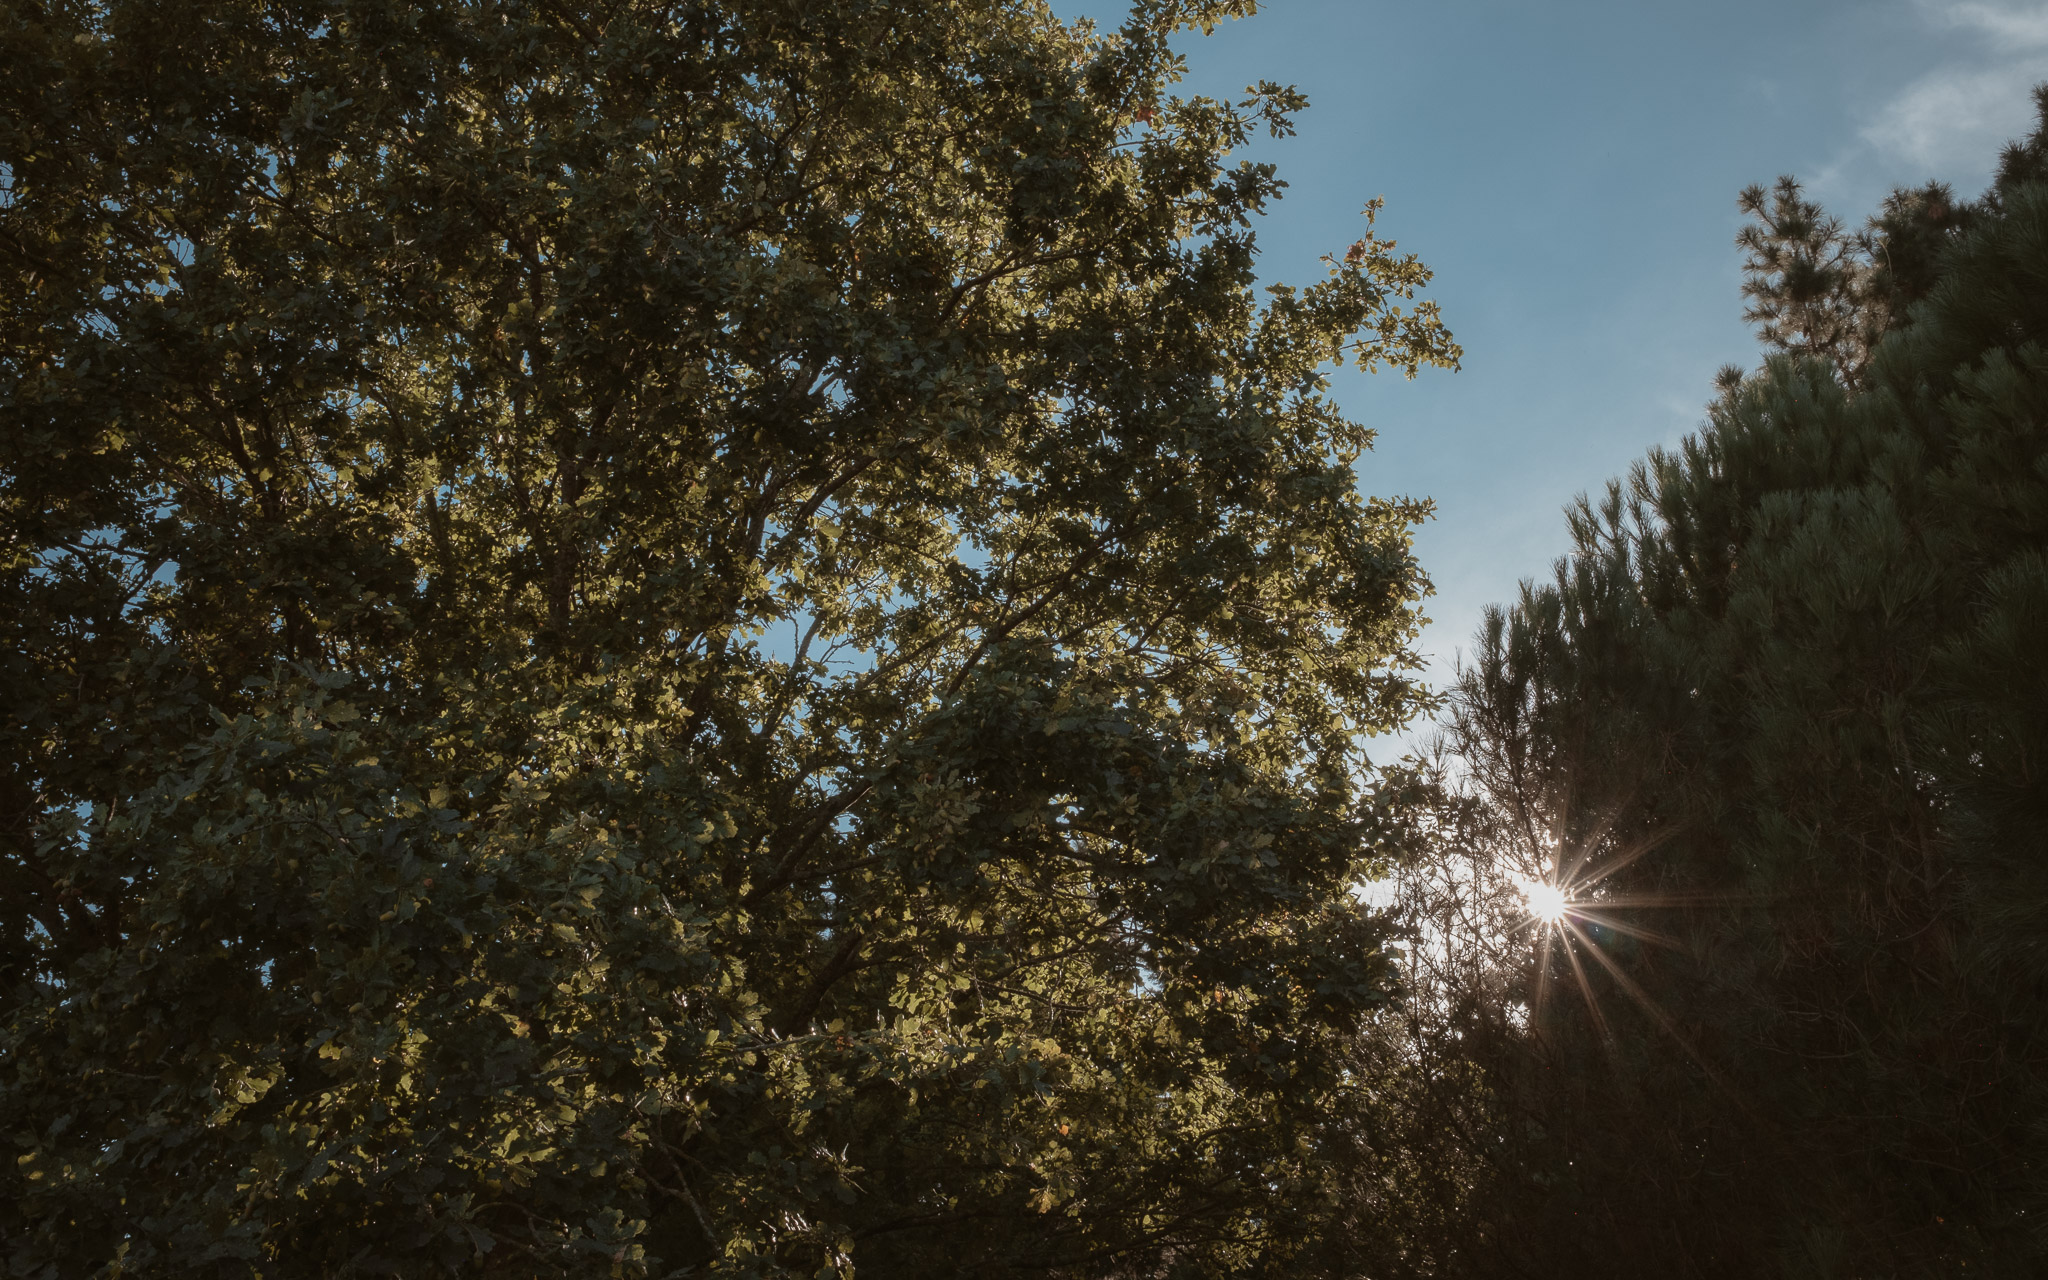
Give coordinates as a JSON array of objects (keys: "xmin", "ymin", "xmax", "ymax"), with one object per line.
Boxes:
[{"xmin": 1055, "ymin": 0, "xmax": 2048, "ymax": 739}]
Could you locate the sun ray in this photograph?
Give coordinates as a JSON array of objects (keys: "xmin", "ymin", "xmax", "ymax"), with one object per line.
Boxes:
[
  {"xmin": 1556, "ymin": 797, "xmax": 1631, "ymax": 887},
  {"xmin": 1541, "ymin": 789, "xmax": 1575, "ymax": 884},
  {"xmin": 1565, "ymin": 906, "xmax": 1685, "ymax": 951},
  {"xmin": 1559, "ymin": 918, "xmax": 1752, "ymax": 1114},
  {"xmin": 1573, "ymin": 889, "xmax": 1763, "ymax": 909},
  {"xmin": 1557, "ymin": 922, "xmax": 1614, "ymax": 1049},
  {"xmin": 1568, "ymin": 820, "xmax": 1677, "ymax": 892}
]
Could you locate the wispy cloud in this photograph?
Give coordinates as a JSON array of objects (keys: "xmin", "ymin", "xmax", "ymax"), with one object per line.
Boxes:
[
  {"xmin": 1866, "ymin": 62, "xmax": 2046, "ymax": 168},
  {"xmin": 1861, "ymin": 1, "xmax": 2048, "ymax": 176},
  {"xmin": 1931, "ymin": 0, "xmax": 2048, "ymax": 47}
]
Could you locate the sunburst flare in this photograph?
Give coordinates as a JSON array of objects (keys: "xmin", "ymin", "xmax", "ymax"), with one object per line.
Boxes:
[{"xmin": 1518, "ymin": 876, "xmax": 1569, "ymax": 924}]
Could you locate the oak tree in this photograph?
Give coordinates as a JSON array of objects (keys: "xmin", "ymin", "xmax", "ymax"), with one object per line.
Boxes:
[{"xmin": 0, "ymin": 0, "xmax": 1457, "ymax": 1274}]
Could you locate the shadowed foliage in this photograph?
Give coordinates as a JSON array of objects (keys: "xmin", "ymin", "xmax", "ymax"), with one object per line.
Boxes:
[
  {"xmin": 0, "ymin": 0, "xmax": 1460, "ymax": 1275},
  {"xmin": 1400, "ymin": 87, "xmax": 2048, "ymax": 1279}
]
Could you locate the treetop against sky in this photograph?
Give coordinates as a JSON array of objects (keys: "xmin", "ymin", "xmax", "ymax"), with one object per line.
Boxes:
[{"xmin": 1059, "ymin": 0, "xmax": 2048, "ymax": 715}]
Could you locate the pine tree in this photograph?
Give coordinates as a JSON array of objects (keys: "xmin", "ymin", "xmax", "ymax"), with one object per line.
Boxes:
[
  {"xmin": 1433, "ymin": 90, "xmax": 2048, "ymax": 1276},
  {"xmin": 0, "ymin": 1, "xmax": 1459, "ymax": 1274},
  {"xmin": 1734, "ymin": 173, "xmax": 1972, "ymax": 387}
]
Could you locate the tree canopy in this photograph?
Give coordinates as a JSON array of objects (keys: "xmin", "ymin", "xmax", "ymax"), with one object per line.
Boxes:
[
  {"xmin": 0, "ymin": 0, "xmax": 1458, "ymax": 1275},
  {"xmin": 22, "ymin": 3, "xmax": 2042, "ymax": 1276},
  {"xmin": 1416, "ymin": 88, "xmax": 2048, "ymax": 1277}
]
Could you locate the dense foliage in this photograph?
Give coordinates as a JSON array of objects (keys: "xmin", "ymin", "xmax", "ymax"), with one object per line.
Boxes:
[
  {"xmin": 0, "ymin": 0, "xmax": 1460, "ymax": 1275},
  {"xmin": 1415, "ymin": 91, "xmax": 2048, "ymax": 1277}
]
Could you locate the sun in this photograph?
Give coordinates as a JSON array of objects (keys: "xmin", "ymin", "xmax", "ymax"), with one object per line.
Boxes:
[{"xmin": 1521, "ymin": 878, "xmax": 1569, "ymax": 924}]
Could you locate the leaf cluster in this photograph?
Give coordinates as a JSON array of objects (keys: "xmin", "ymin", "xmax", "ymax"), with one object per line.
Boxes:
[{"xmin": 0, "ymin": 1, "xmax": 1457, "ymax": 1275}]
